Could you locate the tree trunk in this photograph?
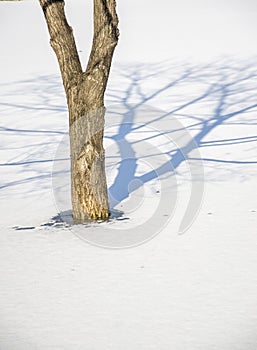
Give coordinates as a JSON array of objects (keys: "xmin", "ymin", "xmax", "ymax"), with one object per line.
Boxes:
[{"xmin": 39, "ymin": 0, "xmax": 119, "ymax": 223}]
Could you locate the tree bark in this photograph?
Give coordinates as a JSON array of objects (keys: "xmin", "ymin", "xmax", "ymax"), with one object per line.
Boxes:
[{"xmin": 39, "ymin": 0, "xmax": 119, "ymax": 222}]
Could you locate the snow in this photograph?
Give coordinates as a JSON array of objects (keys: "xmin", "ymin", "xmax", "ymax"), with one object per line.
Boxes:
[{"xmin": 0, "ymin": 0, "xmax": 257, "ymax": 349}]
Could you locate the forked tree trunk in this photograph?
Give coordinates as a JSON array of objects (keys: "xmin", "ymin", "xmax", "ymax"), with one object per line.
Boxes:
[{"xmin": 39, "ymin": 0, "xmax": 119, "ymax": 223}]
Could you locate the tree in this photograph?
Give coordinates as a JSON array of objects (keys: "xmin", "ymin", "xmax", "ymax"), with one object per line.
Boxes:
[{"xmin": 39, "ymin": 0, "xmax": 119, "ymax": 223}]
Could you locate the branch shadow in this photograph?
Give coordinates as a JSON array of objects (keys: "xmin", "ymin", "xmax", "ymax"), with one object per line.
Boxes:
[
  {"xmin": 0, "ymin": 75, "xmax": 68, "ymax": 194},
  {"xmin": 1, "ymin": 59, "xmax": 257, "ymax": 216},
  {"xmin": 106, "ymin": 59, "xmax": 257, "ymax": 208}
]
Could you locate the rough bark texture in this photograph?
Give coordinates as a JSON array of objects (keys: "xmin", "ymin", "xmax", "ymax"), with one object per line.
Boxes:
[{"xmin": 39, "ymin": 0, "xmax": 119, "ymax": 222}]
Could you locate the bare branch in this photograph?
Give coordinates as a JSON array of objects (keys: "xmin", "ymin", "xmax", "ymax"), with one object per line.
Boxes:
[
  {"xmin": 39, "ymin": 0, "xmax": 82, "ymax": 93},
  {"xmin": 85, "ymin": 0, "xmax": 119, "ymax": 104}
]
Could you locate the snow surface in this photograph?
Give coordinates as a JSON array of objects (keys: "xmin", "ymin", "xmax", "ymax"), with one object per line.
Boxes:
[{"xmin": 1, "ymin": 0, "xmax": 257, "ymax": 349}]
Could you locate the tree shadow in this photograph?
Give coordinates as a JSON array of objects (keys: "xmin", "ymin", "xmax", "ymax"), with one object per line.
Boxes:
[
  {"xmin": 106, "ymin": 59, "xmax": 257, "ymax": 207},
  {"xmin": 1, "ymin": 59, "xmax": 257, "ymax": 212},
  {"xmin": 0, "ymin": 75, "xmax": 68, "ymax": 194}
]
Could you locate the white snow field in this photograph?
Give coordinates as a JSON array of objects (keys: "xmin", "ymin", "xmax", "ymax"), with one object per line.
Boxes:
[{"xmin": 1, "ymin": 0, "xmax": 257, "ymax": 349}]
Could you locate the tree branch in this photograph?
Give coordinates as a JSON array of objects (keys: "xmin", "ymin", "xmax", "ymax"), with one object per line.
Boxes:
[
  {"xmin": 39, "ymin": 0, "xmax": 82, "ymax": 93},
  {"xmin": 85, "ymin": 0, "xmax": 119, "ymax": 104}
]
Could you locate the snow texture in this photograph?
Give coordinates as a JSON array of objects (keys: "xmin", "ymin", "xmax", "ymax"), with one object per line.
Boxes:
[{"xmin": 0, "ymin": 0, "xmax": 257, "ymax": 349}]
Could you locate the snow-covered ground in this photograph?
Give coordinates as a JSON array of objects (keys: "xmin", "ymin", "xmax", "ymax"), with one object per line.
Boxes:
[{"xmin": 0, "ymin": 0, "xmax": 257, "ymax": 349}]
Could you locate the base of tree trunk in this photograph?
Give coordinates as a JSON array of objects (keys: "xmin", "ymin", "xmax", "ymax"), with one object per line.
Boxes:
[{"xmin": 69, "ymin": 108, "xmax": 109, "ymax": 224}]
